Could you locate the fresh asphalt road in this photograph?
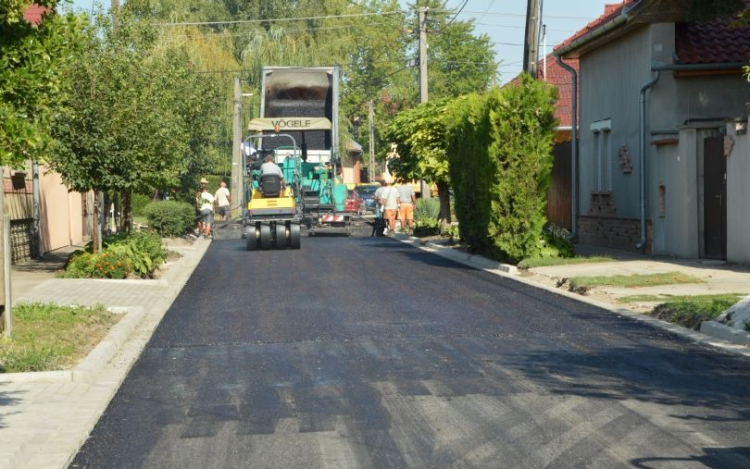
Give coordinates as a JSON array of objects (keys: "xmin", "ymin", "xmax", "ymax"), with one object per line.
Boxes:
[{"xmin": 70, "ymin": 234, "xmax": 750, "ymax": 469}]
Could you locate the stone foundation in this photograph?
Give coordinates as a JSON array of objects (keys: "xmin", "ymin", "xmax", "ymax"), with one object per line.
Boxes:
[{"xmin": 577, "ymin": 216, "xmax": 653, "ymax": 253}]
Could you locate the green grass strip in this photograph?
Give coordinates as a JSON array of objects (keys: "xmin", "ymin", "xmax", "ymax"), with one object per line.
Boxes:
[
  {"xmin": 518, "ymin": 256, "xmax": 614, "ymax": 269},
  {"xmin": 0, "ymin": 303, "xmax": 120, "ymax": 373},
  {"xmin": 618, "ymin": 293, "xmax": 746, "ymax": 304},
  {"xmin": 646, "ymin": 294, "xmax": 744, "ymax": 331},
  {"xmin": 570, "ymin": 271, "xmax": 704, "ymax": 289}
]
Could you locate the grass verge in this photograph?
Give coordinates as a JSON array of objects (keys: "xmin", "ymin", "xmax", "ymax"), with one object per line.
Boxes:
[
  {"xmin": 646, "ymin": 294, "xmax": 744, "ymax": 330},
  {"xmin": 618, "ymin": 293, "xmax": 746, "ymax": 304},
  {"xmin": 569, "ymin": 271, "xmax": 704, "ymax": 291},
  {"xmin": 0, "ymin": 303, "xmax": 121, "ymax": 373},
  {"xmin": 518, "ymin": 256, "xmax": 614, "ymax": 270}
]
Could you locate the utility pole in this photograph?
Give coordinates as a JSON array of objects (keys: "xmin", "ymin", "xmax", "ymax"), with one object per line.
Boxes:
[
  {"xmin": 418, "ymin": 7, "xmax": 428, "ymax": 103},
  {"xmin": 418, "ymin": 6, "xmax": 431, "ymax": 197},
  {"xmin": 523, "ymin": 0, "xmax": 541, "ymax": 78},
  {"xmin": 368, "ymin": 100, "xmax": 375, "ymax": 183},
  {"xmin": 231, "ymin": 76, "xmax": 242, "ymax": 220}
]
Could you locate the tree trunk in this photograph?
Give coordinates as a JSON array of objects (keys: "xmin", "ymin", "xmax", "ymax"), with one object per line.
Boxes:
[
  {"xmin": 92, "ymin": 189, "xmax": 102, "ymax": 253},
  {"xmin": 119, "ymin": 189, "xmax": 132, "ymax": 233},
  {"xmin": 437, "ymin": 180, "xmax": 451, "ymax": 226}
]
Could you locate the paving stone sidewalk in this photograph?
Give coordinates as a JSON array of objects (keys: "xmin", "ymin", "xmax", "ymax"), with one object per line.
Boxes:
[{"xmin": 0, "ymin": 238, "xmax": 211, "ymax": 469}]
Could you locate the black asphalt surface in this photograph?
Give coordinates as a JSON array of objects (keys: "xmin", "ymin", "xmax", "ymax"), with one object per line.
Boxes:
[{"xmin": 71, "ymin": 233, "xmax": 750, "ymax": 469}]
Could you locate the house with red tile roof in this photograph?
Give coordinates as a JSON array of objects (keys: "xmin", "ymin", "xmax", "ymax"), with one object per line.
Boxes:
[{"xmin": 554, "ymin": 0, "xmax": 750, "ymax": 263}]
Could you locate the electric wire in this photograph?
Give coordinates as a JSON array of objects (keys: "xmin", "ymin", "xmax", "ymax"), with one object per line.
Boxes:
[
  {"xmin": 433, "ymin": 9, "xmax": 595, "ymax": 21},
  {"xmin": 445, "ymin": 0, "xmax": 470, "ymax": 27},
  {"xmin": 150, "ymin": 10, "xmax": 405, "ymax": 27},
  {"xmin": 477, "ymin": 0, "xmax": 496, "ymax": 24}
]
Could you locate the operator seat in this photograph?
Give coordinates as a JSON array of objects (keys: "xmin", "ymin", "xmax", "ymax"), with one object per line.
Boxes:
[{"xmin": 260, "ymin": 174, "xmax": 282, "ymax": 198}]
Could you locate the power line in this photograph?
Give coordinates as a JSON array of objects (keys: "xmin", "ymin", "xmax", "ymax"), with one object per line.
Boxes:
[
  {"xmin": 433, "ymin": 9, "xmax": 595, "ymax": 21},
  {"xmin": 445, "ymin": 0, "xmax": 470, "ymax": 27},
  {"xmin": 477, "ymin": 0, "xmax": 496, "ymax": 24},
  {"xmin": 157, "ymin": 21, "xmax": 399, "ymax": 39},
  {"xmin": 151, "ymin": 10, "xmax": 405, "ymax": 27},
  {"xmin": 474, "ymin": 22, "xmax": 574, "ymax": 32}
]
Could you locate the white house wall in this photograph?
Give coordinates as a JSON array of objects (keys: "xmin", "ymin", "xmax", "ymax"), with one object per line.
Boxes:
[
  {"xmin": 579, "ymin": 26, "xmax": 652, "ymax": 219},
  {"xmin": 727, "ymin": 123, "xmax": 750, "ymax": 264},
  {"xmin": 651, "ymin": 131, "xmax": 700, "ymax": 257}
]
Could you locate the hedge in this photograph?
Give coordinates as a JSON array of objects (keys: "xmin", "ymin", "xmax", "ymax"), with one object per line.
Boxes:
[{"xmin": 447, "ymin": 74, "xmax": 558, "ymax": 263}]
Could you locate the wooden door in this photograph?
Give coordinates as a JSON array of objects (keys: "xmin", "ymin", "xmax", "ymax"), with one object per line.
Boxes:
[{"xmin": 703, "ymin": 135, "xmax": 727, "ymax": 259}]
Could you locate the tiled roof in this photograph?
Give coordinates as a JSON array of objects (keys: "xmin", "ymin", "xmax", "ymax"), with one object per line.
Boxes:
[
  {"xmin": 23, "ymin": 4, "xmax": 47, "ymax": 26},
  {"xmin": 539, "ymin": 56, "xmax": 579, "ymax": 128},
  {"xmin": 675, "ymin": 1, "xmax": 750, "ymax": 64},
  {"xmin": 507, "ymin": 54, "xmax": 579, "ymax": 128},
  {"xmin": 554, "ymin": 1, "xmax": 638, "ymax": 53}
]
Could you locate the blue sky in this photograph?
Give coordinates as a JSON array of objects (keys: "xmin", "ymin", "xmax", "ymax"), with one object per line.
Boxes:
[{"xmin": 68, "ymin": 0, "xmax": 613, "ymax": 84}]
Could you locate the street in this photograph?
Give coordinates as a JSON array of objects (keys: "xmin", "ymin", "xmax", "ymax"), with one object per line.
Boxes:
[{"xmin": 70, "ymin": 235, "xmax": 750, "ymax": 469}]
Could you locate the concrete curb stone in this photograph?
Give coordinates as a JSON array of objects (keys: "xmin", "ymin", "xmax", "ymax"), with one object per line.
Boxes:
[
  {"xmin": 393, "ymin": 233, "xmax": 750, "ymax": 360},
  {"xmin": 0, "ymin": 237, "xmax": 212, "ymax": 469},
  {"xmin": 700, "ymin": 321, "xmax": 750, "ymax": 346}
]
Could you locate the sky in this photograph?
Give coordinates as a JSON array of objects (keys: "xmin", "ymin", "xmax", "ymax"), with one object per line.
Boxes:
[
  {"xmin": 412, "ymin": 0, "xmax": 613, "ymax": 84},
  {"xmin": 68, "ymin": 0, "xmax": 615, "ymax": 84}
]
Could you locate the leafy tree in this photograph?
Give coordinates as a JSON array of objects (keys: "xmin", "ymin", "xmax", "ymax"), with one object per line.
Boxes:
[
  {"xmin": 384, "ymin": 99, "xmax": 452, "ymax": 224},
  {"xmin": 0, "ymin": 1, "xmax": 85, "ymax": 166},
  {"xmin": 125, "ymin": 0, "xmax": 498, "ymax": 181},
  {"xmin": 50, "ymin": 10, "xmax": 224, "ymax": 243}
]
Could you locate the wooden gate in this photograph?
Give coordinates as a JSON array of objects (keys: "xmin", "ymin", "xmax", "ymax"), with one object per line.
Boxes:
[{"xmin": 546, "ymin": 140, "xmax": 572, "ymax": 230}]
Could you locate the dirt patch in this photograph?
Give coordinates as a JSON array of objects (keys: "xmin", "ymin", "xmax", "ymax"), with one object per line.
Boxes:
[{"xmin": 163, "ymin": 237, "xmax": 196, "ymax": 248}]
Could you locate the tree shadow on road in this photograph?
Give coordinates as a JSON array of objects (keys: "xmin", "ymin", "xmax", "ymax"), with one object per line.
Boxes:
[
  {"xmin": 632, "ymin": 447, "xmax": 750, "ymax": 469},
  {"xmin": 501, "ymin": 328, "xmax": 750, "ymax": 422}
]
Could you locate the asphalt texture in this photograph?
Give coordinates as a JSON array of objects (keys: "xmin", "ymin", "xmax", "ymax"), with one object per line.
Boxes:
[{"xmin": 70, "ymin": 232, "xmax": 750, "ymax": 469}]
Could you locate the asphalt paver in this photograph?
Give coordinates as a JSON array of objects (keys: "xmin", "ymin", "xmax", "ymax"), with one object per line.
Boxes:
[{"xmin": 70, "ymin": 235, "xmax": 750, "ymax": 469}]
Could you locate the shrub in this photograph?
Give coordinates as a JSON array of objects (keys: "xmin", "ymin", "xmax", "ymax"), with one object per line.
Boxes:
[
  {"xmin": 132, "ymin": 193, "xmax": 152, "ymax": 217},
  {"xmin": 61, "ymin": 250, "xmax": 131, "ymax": 279},
  {"xmin": 447, "ymin": 75, "xmax": 558, "ymax": 263},
  {"xmin": 441, "ymin": 223, "xmax": 459, "ymax": 239},
  {"xmin": 413, "ymin": 218, "xmax": 440, "ymax": 237},
  {"xmin": 535, "ymin": 224, "xmax": 574, "ymax": 260},
  {"xmin": 414, "ymin": 198, "xmax": 440, "ymax": 222},
  {"xmin": 63, "ymin": 231, "xmax": 167, "ymax": 279},
  {"xmin": 143, "ymin": 200, "xmax": 196, "ymax": 237},
  {"xmin": 104, "ymin": 231, "xmax": 168, "ymax": 278}
]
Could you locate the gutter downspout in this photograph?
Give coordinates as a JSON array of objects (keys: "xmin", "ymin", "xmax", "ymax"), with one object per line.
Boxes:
[
  {"xmin": 636, "ymin": 72, "xmax": 661, "ymax": 251},
  {"xmin": 556, "ymin": 55, "xmax": 578, "ymax": 241}
]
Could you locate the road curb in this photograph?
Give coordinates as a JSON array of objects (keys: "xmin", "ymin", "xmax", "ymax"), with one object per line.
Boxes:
[
  {"xmin": 395, "ymin": 234, "xmax": 518, "ymax": 274},
  {"xmin": 700, "ymin": 321, "xmax": 750, "ymax": 346},
  {"xmin": 394, "ymin": 234, "xmax": 750, "ymax": 360},
  {"xmin": 15, "ymin": 238, "xmax": 212, "ymax": 469},
  {"xmin": 0, "ymin": 240, "xmax": 210, "ymax": 385}
]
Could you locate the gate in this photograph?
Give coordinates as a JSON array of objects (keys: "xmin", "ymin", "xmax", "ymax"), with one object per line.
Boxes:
[{"xmin": 546, "ymin": 140, "xmax": 572, "ymax": 230}]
